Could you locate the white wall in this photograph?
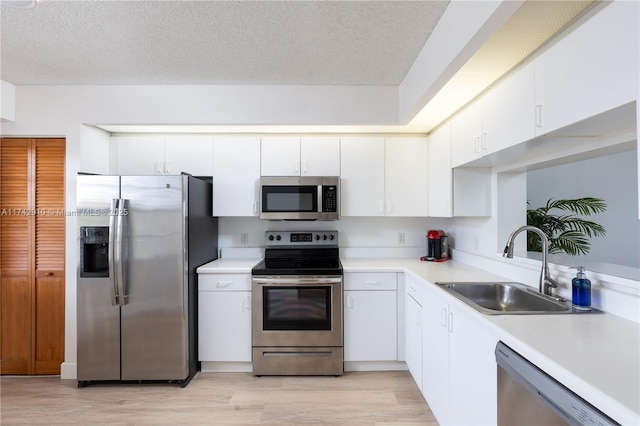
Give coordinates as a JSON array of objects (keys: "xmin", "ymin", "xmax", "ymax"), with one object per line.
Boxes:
[
  {"xmin": 527, "ymin": 149, "xmax": 640, "ymax": 268},
  {"xmin": 219, "ymin": 216, "xmax": 454, "ymax": 258},
  {"xmin": 1, "ymin": 79, "xmax": 16, "ymax": 122}
]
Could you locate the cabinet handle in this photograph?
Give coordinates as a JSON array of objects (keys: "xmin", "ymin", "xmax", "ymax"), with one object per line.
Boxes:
[
  {"xmin": 378, "ymin": 201, "xmax": 385, "ymax": 215},
  {"xmin": 253, "ymin": 201, "xmax": 259, "ymax": 214},
  {"xmin": 216, "ymin": 281, "xmax": 232, "ymax": 288},
  {"xmin": 154, "ymin": 161, "xmax": 162, "ymax": 173},
  {"xmin": 364, "ymin": 281, "xmax": 380, "ymax": 286},
  {"xmin": 242, "ymin": 295, "xmax": 251, "ymax": 312},
  {"xmin": 448, "ymin": 312, "xmax": 454, "ymax": 333},
  {"xmin": 440, "ymin": 308, "xmax": 448, "ymax": 327},
  {"xmin": 535, "ymin": 105, "xmax": 543, "ymax": 128},
  {"xmin": 346, "ymin": 294, "xmax": 353, "ymax": 309},
  {"xmin": 294, "ymin": 160, "xmax": 300, "ymax": 175},
  {"xmin": 386, "ymin": 201, "xmax": 393, "ymax": 214},
  {"xmin": 302, "ymin": 160, "xmax": 308, "ymax": 174},
  {"xmin": 164, "ymin": 161, "xmax": 171, "ymax": 173},
  {"xmin": 474, "ymin": 136, "xmax": 481, "ymax": 153},
  {"xmin": 481, "ymin": 133, "xmax": 487, "ymax": 151}
]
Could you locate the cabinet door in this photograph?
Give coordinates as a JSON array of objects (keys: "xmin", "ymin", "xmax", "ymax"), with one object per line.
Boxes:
[
  {"xmin": 344, "ymin": 290, "xmax": 397, "ymax": 361},
  {"xmin": 483, "ymin": 62, "xmax": 535, "ymax": 154},
  {"xmin": 451, "ymin": 99, "xmax": 483, "ymax": 168},
  {"xmin": 115, "ymin": 136, "xmax": 165, "ymax": 174},
  {"xmin": 385, "ymin": 137, "xmax": 428, "ymax": 216},
  {"xmin": 212, "ymin": 136, "xmax": 260, "ymax": 216},
  {"xmin": 198, "ymin": 291, "xmax": 252, "ymax": 362},
  {"xmin": 300, "ymin": 137, "xmax": 340, "ymax": 176},
  {"xmin": 404, "ymin": 292, "xmax": 422, "ymax": 390},
  {"xmin": 427, "ymin": 123, "xmax": 452, "ymax": 217},
  {"xmin": 534, "ymin": 1, "xmax": 637, "ymax": 136},
  {"xmin": 260, "ymin": 137, "xmax": 300, "ymax": 176},
  {"xmin": 421, "ymin": 287, "xmax": 451, "ymax": 425},
  {"xmin": 448, "ymin": 305, "xmax": 498, "ymax": 426},
  {"xmin": 340, "ymin": 137, "xmax": 385, "ymax": 216},
  {"xmin": 164, "ymin": 135, "xmax": 213, "ymax": 176}
]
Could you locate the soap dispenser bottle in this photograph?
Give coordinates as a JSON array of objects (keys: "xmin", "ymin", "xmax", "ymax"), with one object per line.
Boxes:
[{"xmin": 571, "ymin": 266, "xmax": 591, "ymax": 309}]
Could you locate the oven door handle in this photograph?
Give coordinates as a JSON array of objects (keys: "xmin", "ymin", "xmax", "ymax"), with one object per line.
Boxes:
[{"xmin": 252, "ymin": 277, "xmax": 342, "ymax": 285}]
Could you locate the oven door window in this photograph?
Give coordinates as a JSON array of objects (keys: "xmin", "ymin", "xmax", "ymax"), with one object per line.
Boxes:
[
  {"xmin": 263, "ymin": 286, "xmax": 331, "ymax": 330},
  {"xmin": 262, "ymin": 186, "xmax": 318, "ymax": 213}
]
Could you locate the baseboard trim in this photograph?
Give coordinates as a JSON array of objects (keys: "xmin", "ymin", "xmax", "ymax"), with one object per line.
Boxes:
[
  {"xmin": 60, "ymin": 362, "xmax": 76, "ymax": 380},
  {"xmin": 344, "ymin": 361, "xmax": 407, "ymax": 372}
]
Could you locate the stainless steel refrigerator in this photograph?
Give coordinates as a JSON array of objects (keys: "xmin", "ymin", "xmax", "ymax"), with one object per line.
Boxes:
[{"xmin": 76, "ymin": 174, "xmax": 218, "ymax": 387}]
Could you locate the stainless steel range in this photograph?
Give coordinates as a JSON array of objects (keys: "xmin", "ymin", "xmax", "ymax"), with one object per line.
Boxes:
[{"xmin": 251, "ymin": 230, "xmax": 343, "ymax": 376}]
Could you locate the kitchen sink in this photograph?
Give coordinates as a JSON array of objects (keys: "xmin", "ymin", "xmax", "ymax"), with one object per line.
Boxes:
[{"xmin": 435, "ymin": 282, "xmax": 598, "ymax": 315}]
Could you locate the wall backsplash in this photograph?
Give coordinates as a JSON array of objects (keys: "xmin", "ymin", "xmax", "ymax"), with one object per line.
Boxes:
[{"xmin": 218, "ymin": 216, "xmax": 454, "ymax": 256}]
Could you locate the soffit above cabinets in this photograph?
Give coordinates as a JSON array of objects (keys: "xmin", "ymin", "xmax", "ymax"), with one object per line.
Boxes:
[{"xmin": 1, "ymin": 0, "xmax": 600, "ymax": 133}]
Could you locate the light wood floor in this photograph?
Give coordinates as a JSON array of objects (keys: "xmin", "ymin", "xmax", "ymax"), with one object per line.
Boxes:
[{"xmin": 1, "ymin": 371, "xmax": 438, "ymax": 425}]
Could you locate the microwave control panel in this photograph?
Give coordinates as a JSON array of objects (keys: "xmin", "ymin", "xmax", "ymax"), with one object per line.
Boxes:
[{"xmin": 322, "ymin": 185, "xmax": 338, "ymax": 212}]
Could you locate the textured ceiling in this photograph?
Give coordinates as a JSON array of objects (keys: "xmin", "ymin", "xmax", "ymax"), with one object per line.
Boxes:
[{"xmin": 0, "ymin": 0, "xmax": 449, "ymax": 86}]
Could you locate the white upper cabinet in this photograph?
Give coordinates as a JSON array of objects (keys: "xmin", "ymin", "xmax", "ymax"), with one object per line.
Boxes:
[
  {"xmin": 385, "ymin": 137, "xmax": 428, "ymax": 217},
  {"xmin": 340, "ymin": 136, "xmax": 428, "ymax": 217},
  {"xmin": 482, "ymin": 61, "xmax": 535, "ymax": 155},
  {"xmin": 340, "ymin": 137, "xmax": 385, "ymax": 216},
  {"xmin": 114, "ymin": 136, "xmax": 164, "ymax": 175},
  {"xmin": 451, "ymin": 62, "xmax": 535, "ymax": 168},
  {"xmin": 114, "ymin": 135, "xmax": 213, "ymax": 176},
  {"xmin": 427, "ymin": 122, "xmax": 452, "ymax": 217},
  {"xmin": 260, "ymin": 136, "xmax": 340, "ymax": 176},
  {"xmin": 534, "ymin": 1, "xmax": 638, "ymax": 136},
  {"xmin": 212, "ymin": 136, "xmax": 261, "ymax": 217},
  {"xmin": 164, "ymin": 135, "xmax": 214, "ymax": 176},
  {"xmin": 300, "ymin": 137, "xmax": 340, "ymax": 176},
  {"xmin": 451, "ymin": 98, "xmax": 484, "ymax": 168}
]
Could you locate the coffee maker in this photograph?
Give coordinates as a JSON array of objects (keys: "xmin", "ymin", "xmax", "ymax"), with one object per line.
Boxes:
[{"xmin": 421, "ymin": 229, "xmax": 450, "ymax": 262}]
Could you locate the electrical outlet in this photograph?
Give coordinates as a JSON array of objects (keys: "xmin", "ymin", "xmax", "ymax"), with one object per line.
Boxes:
[
  {"xmin": 240, "ymin": 233, "xmax": 249, "ymax": 246},
  {"xmin": 398, "ymin": 232, "xmax": 405, "ymax": 245}
]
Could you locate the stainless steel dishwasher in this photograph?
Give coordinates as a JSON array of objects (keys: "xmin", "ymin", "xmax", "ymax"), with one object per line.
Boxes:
[{"xmin": 495, "ymin": 342, "xmax": 619, "ymax": 426}]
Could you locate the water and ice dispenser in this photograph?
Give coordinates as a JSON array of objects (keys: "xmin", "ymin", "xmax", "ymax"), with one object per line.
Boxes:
[{"xmin": 80, "ymin": 226, "xmax": 109, "ymax": 278}]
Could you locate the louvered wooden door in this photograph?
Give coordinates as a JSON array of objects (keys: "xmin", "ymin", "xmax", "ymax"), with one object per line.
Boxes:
[{"xmin": 0, "ymin": 138, "xmax": 65, "ymax": 375}]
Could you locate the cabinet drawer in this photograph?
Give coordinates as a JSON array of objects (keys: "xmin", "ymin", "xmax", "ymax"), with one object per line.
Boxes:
[
  {"xmin": 198, "ymin": 273, "xmax": 251, "ymax": 291},
  {"xmin": 344, "ymin": 272, "xmax": 397, "ymax": 291}
]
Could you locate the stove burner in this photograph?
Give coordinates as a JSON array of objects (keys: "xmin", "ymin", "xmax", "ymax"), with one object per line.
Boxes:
[{"xmin": 252, "ymin": 230, "xmax": 342, "ymax": 276}]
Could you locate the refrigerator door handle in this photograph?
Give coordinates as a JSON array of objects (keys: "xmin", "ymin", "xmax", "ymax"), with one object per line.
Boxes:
[
  {"xmin": 116, "ymin": 198, "xmax": 127, "ymax": 306},
  {"xmin": 109, "ymin": 198, "xmax": 119, "ymax": 306}
]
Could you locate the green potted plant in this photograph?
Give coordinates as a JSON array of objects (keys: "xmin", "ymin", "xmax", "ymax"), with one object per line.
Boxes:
[{"xmin": 526, "ymin": 197, "xmax": 606, "ymax": 256}]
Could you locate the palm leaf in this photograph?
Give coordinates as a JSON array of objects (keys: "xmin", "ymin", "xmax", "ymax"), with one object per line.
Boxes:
[
  {"xmin": 526, "ymin": 197, "xmax": 606, "ymax": 256},
  {"xmin": 545, "ymin": 197, "xmax": 607, "ymax": 216}
]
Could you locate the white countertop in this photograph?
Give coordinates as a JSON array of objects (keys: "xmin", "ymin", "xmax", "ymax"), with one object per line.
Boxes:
[{"xmin": 197, "ymin": 257, "xmax": 640, "ymax": 424}]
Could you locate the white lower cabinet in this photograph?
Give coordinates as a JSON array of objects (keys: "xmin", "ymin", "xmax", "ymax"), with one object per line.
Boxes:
[
  {"xmin": 421, "ymin": 283, "xmax": 498, "ymax": 425},
  {"xmin": 198, "ymin": 273, "xmax": 252, "ymax": 362},
  {"xmin": 404, "ymin": 274, "xmax": 423, "ymax": 390},
  {"xmin": 343, "ymin": 273, "xmax": 397, "ymax": 362}
]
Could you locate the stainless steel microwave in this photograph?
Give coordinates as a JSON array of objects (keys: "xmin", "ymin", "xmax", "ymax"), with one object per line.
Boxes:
[{"xmin": 259, "ymin": 176, "xmax": 339, "ymax": 220}]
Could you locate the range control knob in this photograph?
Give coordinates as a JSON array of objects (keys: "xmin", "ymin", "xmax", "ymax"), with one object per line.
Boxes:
[
  {"xmin": 268, "ymin": 235, "xmax": 275, "ymax": 241},
  {"xmin": 322, "ymin": 234, "xmax": 328, "ymax": 240},
  {"xmin": 329, "ymin": 234, "xmax": 335, "ymax": 240},
  {"xmin": 275, "ymin": 234, "xmax": 281, "ymax": 241}
]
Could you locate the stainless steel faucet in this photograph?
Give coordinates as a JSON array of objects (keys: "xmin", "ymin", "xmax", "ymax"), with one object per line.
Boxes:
[{"xmin": 503, "ymin": 225, "xmax": 560, "ymax": 296}]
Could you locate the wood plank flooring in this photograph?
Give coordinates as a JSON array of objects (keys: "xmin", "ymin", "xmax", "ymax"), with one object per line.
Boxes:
[{"xmin": 1, "ymin": 371, "xmax": 438, "ymax": 425}]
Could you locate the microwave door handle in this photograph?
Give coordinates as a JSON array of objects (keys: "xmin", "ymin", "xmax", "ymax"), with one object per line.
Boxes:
[
  {"xmin": 116, "ymin": 199, "xmax": 127, "ymax": 307},
  {"xmin": 108, "ymin": 199, "xmax": 119, "ymax": 306}
]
